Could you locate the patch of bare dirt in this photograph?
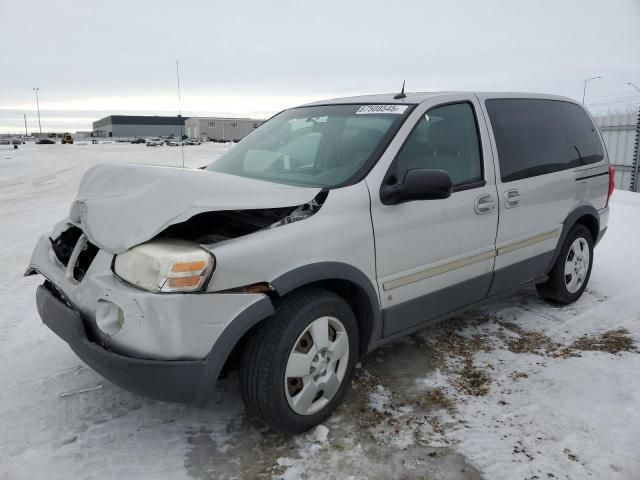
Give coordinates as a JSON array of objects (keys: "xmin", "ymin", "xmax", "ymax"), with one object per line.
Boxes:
[
  {"xmin": 392, "ymin": 386, "xmax": 458, "ymax": 416},
  {"xmin": 433, "ymin": 324, "xmax": 492, "ymax": 362},
  {"xmin": 456, "ymin": 357, "xmax": 491, "ymax": 396},
  {"xmin": 421, "ymin": 387, "xmax": 456, "ymax": 412},
  {"xmin": 498, "ymin": 322, "xmax": 558, "ymax": 355},
  {"xmin": 510, "ymin": 371, "xmax": 529, "ymax": 381},
  {"xmin": 554, "ymin": 328, "xmax": 636, "ymax": 357},
  {"xmin": 430, "ymin": 319, "xmax": 494, "ymax": 397},
  {"xmin": 349, "ymin": 367, "xmax": 456, "ymax": 434},
  {"xmin": 563, "ymin": 448, "xmax": 579, "ymax": 462}
]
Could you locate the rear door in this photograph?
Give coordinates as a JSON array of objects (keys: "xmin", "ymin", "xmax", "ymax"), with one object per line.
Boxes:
[
  {"xmin": 366, "ymin": 94, "xmax": 499, "ymax": 338},
  {"xmin": 478, "ymin": 95, "xmax": 607, "ymax": 294}
]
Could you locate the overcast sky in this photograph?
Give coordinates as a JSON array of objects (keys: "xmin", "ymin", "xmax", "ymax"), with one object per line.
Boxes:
[{"xmin": 1, "ymin": 0, "xmax": 639, "ymax": 133}]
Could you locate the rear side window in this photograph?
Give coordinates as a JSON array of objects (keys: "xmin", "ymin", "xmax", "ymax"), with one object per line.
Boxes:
[{"xmin": 486, "ymin": 99, "xmax": 604, "ymax": 182}]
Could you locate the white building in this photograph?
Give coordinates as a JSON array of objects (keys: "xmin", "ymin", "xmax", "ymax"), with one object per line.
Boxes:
[
  {"xmin": 185, "ymin": 117, "xmax": 263, "ymax": 142},
  {"xmin": 594, "ymin": 110, "xmax": 640, "ymax": 192}
]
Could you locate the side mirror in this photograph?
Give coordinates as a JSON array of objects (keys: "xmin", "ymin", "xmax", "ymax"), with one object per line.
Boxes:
[{"xmin": 380, "ymin": 169, "xmax": 453, "ymax": 205}]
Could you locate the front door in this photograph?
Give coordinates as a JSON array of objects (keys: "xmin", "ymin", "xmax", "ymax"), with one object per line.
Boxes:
[{"xmin": 367, "ymin": 96, "xmax": 499, "ymax": 337}]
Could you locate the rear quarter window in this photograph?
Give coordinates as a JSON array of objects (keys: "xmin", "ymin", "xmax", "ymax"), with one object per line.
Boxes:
[{"xmin": 486, "ymin": 99, "xmax": 604, "ymax": 182}]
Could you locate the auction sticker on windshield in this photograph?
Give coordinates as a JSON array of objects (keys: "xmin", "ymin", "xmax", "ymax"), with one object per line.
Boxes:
[{"xmin": 356, "ymin": 105, "xmax": 408, "ymax": 115}]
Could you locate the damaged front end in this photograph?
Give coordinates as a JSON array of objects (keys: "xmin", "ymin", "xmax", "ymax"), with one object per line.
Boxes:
[
  {"xmin": 25, "ymin": 162, "xmax": 337, "ymax": 356},
  {"xmin": 68, "ymin": 163, "xmax": 324, "ymax": 254},
  {"xmin": 29, "ymin": 163, "xmax": 329, "ymax": 296},
  {"xmin": 157, "ymin": 191, "xmax": 328, "ymax": 245},
  {"xmin": 24, "ymin": 160, "xmax": 375, "ymax": 408},
  {"xmin": 47, "ymin": 225, "xmax": 100, "ymax": 283},
  {"xmin": 29, "ymin": 160, "xmax": 329, "ymax": 297},
  {"xmin": 109, "ymin": 191, "xmax": 328, "ymax": 293},
  {"xmin": 33, "ymin": 188, "xmax": 329, "ymax": 298}
]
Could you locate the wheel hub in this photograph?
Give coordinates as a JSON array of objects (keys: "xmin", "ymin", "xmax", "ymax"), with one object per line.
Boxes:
[{"xmin": 310, "ymin": 350, "xmax": 334, "ymax": 380}]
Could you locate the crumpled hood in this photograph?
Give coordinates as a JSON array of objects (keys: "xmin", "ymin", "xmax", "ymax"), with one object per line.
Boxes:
[{"xmin": 70, "ymin": 164, "xmax": 320, "ymax": 253}]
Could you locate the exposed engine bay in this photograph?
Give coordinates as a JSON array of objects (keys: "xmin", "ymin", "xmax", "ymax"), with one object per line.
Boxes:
[{"xmin": 157, "ymin": 191, "xmax": 328, "ymax": 245}]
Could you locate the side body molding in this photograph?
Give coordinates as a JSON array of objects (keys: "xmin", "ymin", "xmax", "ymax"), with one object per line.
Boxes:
[
  {"xmin": 271, "ymin": 262, "xmax": 383, "ymax": 352},
  {"xmin": 546, "ymin": 204, "xmax": 600, "ymax": 273}
]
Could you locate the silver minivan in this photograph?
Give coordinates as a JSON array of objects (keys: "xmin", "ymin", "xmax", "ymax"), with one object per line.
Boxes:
[{"xmin": 27, "ymin": 92, "xmax": 613, "ymax": 433}]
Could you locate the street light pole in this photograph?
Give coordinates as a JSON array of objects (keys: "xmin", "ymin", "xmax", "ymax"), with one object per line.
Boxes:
[
  {"xmin": 33, "ymin": 88, "xmax": 42, "ymax": 135},
  {"xmin": 630, "ymin": 82, "xmax": 640, "ymax": 192},
  {"xmin": 582, "ymin": 76, "xmax": 602, "ymax": 104}
]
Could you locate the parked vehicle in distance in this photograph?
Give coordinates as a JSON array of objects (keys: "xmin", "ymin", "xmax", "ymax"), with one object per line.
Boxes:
[
  {"xmin": 27, "ymin": 91, "xmax": 612, "ymax": 434},
  {"xmin": 184, "ymin": 138, "xmax": 202, "ymax": 145},
  {"xmin": 167, "ymin": 140, "xmax": 184, "ymax": 146},
  {"xmin": 131, "ymin": 137, "xmax": 146, "ymax": 144},
  {"xmin": 2, "ymin": 137, "xmax": 26, "ymax": 145},
  {"xmin": 61, "ymin": 133, "xmax": 73, "ymax": 144},
  {"xmin": 36, "ymin": 138, "xmax": 55, "ymax": 144},
  {"xmin": 145, "ymin": 138, "xmax": 164, "ymax": 147}
]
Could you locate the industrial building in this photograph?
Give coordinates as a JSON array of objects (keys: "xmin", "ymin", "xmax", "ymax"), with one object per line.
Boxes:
[
  {"xmin": 594, "ymin": 109, "xmax": 640, "ymax": 192},
  {"xmin": 92, "ymin": 115, "xmax": 188, "ymax": 138},
  {"xmin": 184, "ymin": 117, "xmax": 263, "ymax": 142}
]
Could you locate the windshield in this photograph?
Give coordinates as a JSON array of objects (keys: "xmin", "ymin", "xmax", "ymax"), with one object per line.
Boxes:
[{"xmin": 206, "ymin": 104, "xmax": 412, "ymax": 187}]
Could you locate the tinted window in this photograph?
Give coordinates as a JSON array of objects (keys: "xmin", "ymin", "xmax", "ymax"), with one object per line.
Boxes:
[
  {"xmin": 392, "ymin": 102, "xmax": 483, "ymax": 187},
  {"xmin": 486, "ymin": 99, "xmax": 604, "ymax": 182}
]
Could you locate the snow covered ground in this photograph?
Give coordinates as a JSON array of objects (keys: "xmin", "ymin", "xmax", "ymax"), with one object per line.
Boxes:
[{"xmin": 0, "ymin": 143, "xmax": 638, "ymax": 479}]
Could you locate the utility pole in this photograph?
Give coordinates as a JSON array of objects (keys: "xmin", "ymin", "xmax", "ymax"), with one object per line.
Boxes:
[
  {"xmin": 175, "ymin": 60, "xmax": 185, "ymax": 168},
  {"xmin": 23, "ymin": 114, "xmax": 28, "ymax": 137},
  {"xmin": 33, "ymin": 88, "xmax": 42, "ymax": 135},
  {"xmin": 632, "ymin": 104, "xmax": 640, "ymax": 193}
]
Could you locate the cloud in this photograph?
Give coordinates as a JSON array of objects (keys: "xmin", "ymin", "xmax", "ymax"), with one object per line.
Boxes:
[{"xmin": 1, "ymin": 0, "xmax": 638, "ymax": 132}]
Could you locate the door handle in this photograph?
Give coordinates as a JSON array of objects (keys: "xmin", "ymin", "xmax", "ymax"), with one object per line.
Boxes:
[
  {"xmin": 504, "ymin": 189, "xmax": 521, "ymax": 208},
  {"xmin": 474, "ymin": 194, "xmax": 495, "ymax": 214}
]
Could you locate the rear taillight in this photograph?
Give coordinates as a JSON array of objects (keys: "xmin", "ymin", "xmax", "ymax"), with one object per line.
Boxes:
[{"xmin": 606, "ymin": 165, "xmax": 615, "ymax": 207}]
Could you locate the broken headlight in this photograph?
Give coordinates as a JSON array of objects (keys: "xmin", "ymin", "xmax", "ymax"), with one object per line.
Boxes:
[{"xmin": 113, "ymin": 239, "xmax": 215, "ymax": 293}]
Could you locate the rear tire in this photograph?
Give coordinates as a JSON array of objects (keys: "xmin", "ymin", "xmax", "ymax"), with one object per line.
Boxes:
[
  {"xmin": 536, "ymin": 224, "xmax": 593, "ymax": 305},
  {"xmin": 240, "ymin": 288, "xmax": 358, "ymax": 434}
]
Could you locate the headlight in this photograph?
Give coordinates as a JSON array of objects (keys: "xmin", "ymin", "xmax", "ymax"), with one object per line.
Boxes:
[{"xmin": 113, "ymin": 239, "xmax": 215, "ymax": 293}]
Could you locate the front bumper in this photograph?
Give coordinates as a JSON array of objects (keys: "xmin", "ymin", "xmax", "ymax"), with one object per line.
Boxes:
[
  {"xmin": 26, "ymin": 232, "xmax": 266, "ymax": 360},
  {"xmin": 37, "ymin": 284, "xmax": 205, "ymax": 403},
  {"xmin": 29, "ymin": 226, "xmax": 277, "ymax": 405}
]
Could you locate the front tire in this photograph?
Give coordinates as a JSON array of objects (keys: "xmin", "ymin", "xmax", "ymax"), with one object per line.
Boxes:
[
  {"xmin": 537, "ymin": 224, "xmax": 593, "ymax": 304},
  {"xmin": 240, "ymin": 288, "xmax": 358, "ymax": 434}
]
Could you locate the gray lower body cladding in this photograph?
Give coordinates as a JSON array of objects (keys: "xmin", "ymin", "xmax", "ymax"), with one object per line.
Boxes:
[
  {"xmin": 487, "ymin": 251, "xmax": 554, "ymax": 296},
  {"xmin": 380, "ymin": 251, "xmax": 554, "ymax": 339},
  {"xmin": 382, "ymin": 273, "xmax": 493, "ymax": 337}
]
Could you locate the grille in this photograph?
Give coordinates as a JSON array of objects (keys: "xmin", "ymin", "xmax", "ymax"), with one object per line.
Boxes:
[
  {"xmin": 50, "ymin": 226, "xmax": 82, "ymax": 267},
  {"xmin": 50, "ymin": 226, "xmax": 99, "ymax": 282},
  {"xmin": 73, "ymin": 241, "xmax": 99, "ymax": 281}
]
